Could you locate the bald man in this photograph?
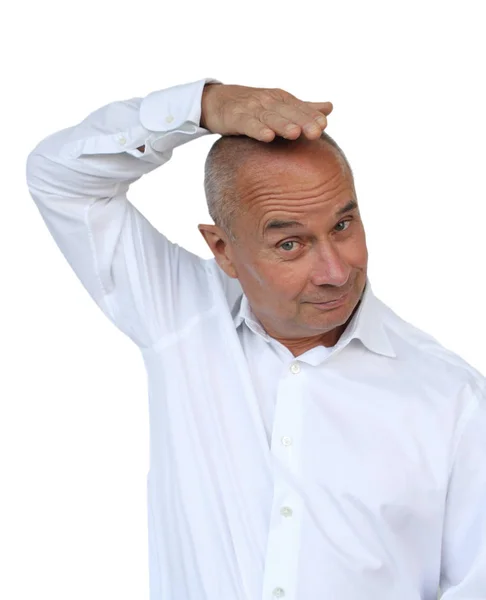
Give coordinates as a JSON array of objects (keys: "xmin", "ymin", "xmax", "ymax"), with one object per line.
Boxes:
[{"xmin": 26, "ymin": 79, "xmax": 486, "ymax": 600}]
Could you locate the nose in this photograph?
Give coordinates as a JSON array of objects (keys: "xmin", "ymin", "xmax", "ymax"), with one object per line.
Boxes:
[{"xmin": 308, "ymin": 243, "xmax": 351, "ymax": 288}]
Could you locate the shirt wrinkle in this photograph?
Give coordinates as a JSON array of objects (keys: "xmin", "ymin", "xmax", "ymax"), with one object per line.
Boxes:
[{"xmin": 26, "ymin": 77, "xmax": 486, "ymax": 600}]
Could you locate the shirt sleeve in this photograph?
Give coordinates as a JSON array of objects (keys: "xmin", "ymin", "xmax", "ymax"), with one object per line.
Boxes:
[
  {"xmin": 25, "ymin": 78, "xmax": 220, "ymax": 349},
  {"xmin": 439, "ymin": 376, "xmax": 486, "ymax": 598}
]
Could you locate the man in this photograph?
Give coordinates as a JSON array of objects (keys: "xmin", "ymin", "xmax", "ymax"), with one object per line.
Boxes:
[{"xmin": 26, "ymin": 78, "xmax": 486, "ymax": 600}]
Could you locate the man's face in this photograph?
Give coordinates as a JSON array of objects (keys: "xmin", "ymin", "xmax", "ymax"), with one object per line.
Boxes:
[{"xmin": 201, "ymin": 143, "xmax": 368, "ymax": 353}]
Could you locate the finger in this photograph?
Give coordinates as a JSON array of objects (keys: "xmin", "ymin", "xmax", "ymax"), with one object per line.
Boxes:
[
  {"xmin": 307, "ymin": 101, "xmax": 333, "ymax": 116},
  {"xmin": 258, "ymin": 110, "xmax": 303, "ymax": 139},
  {"xmin": 285, "ymin": 99, "xmax": 333, "ymax": 128},
  {"xmin": 272, "ymin": 103, "xmax": 327, "ymax": 140},
  {"xmin": 286, "ymin": 100, "xmax": 329, "ymax": 129},
  {"xmin": 234, "ymin": 114, "xmax": 276, "ymax": 142},
  {"xmin": 299, "ymin": 104, "xmax": 330, "ymax": 131}
]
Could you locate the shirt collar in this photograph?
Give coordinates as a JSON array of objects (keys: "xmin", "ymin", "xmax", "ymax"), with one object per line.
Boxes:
[{"xmin": 231, "ymin": 276, "xmax": 397, "ymax": 359}]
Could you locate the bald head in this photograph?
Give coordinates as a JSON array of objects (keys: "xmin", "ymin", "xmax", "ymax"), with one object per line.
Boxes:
[{"xmin": 204, "ymin": 132, "xmax": 354, "ymax": 244}]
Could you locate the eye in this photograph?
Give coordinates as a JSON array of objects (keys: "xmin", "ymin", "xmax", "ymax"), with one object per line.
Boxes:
[
  {"xmin": 277, "ymin": 219, "xmax": 353, "ymax": 252},
  {"xmin": 278, "ymin": 240, "xmax": 301, "ymax": 252},
  {"xmin": 334, "ymin": 218, "xmax": 352, "ymax": 232}
]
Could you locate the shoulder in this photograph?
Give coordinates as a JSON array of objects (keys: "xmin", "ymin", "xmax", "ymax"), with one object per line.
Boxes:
[{"xmin": 379, "ymin": 298, "xmax": 485, "ymax": 398}]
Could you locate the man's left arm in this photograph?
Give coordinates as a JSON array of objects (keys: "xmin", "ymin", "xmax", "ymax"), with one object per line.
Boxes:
[{"xmin": 440, "ymin": 376, "xmax": 486, "ymax": 598}]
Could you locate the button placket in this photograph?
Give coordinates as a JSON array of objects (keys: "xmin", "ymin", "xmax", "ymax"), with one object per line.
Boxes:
[{"xmin": 262, "ymin": 361, "xmax": 305, "ymax": 600}]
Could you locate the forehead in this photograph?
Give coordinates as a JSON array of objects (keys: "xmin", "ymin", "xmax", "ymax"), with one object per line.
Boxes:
[
  {"xmin": 233, "ymin": 143, "xmax": 355, "ymax": 237},
  {"xmin": 241, "ymin": 161, "xmax": 355, "ymax": 230},
  {"xmin": 263, "ymin": 198, "xmax": 358, "ymax": 236}
]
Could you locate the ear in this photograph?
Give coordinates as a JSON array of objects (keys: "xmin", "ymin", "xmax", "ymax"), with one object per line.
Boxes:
[{"xmin": 198, "ymin": 224, "xmax": 239, "ymax": 279}]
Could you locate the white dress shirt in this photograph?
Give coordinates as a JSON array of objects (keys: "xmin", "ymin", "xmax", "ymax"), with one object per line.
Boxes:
[{"xmin": 26, "ymin": 78, "xmax": 486, "ymax": 600}]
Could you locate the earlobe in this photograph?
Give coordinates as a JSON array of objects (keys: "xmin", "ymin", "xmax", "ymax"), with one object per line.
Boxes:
[{"xmin": 220, "ymin": 261, "xmax": 239, "ymax": 280}]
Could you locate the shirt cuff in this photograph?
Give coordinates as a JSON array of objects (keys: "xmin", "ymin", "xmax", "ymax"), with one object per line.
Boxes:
[{"xmin": 140, "ymin": 78, "xmax": 221, "ymax": 133}]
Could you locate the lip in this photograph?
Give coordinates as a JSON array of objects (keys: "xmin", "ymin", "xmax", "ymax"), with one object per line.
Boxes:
[{"xmin": 309, "ymin": 290, "xmax": 350, "ymax": 309}]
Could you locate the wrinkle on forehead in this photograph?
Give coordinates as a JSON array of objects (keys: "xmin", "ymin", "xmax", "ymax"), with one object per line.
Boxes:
[{"xmin": 235, "ymin": 146, "xmax": 354, "ymax": 226}]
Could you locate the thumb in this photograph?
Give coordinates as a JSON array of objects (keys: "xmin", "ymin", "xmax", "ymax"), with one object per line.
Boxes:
[{"xmin": 308, "ymin": 101, "xmax": 333, "ymax": 116}]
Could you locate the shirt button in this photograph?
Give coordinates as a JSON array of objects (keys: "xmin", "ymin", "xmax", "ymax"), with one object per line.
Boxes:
[
  {"xmin": 281, "ymin": 436, "xmax": 293, "ymax": 447},
  {"xmin": 290, "ymin": 362, "xmax": 300, "ymax": 374},
  {"xmin": 273, "ymin": 588, "xmax": 285, "ymax": 598},
  {"xmin": 165, "ymin": 115, "xmax": 174, "ymax": 124},
  {"xmin": 280, "ymin": 506, "xmax": 293, "ymax": 517},
  {"xmin": 118, "ymin": 136, "xmax": 127, "ymax": 145}
]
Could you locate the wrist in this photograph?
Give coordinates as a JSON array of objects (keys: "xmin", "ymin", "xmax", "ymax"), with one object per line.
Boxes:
[{"xmin": 200, "ymin": 83, "xmax": 223, "ymax": 130}]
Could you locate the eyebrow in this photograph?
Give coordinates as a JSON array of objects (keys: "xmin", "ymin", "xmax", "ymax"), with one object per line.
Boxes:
[{"xmin": 263, "ymin": 199, "xmax": 358, "ymax": 235}]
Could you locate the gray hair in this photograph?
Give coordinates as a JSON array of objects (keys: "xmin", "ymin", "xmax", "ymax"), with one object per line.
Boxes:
[{"xmin": 203, "ymin": 131, "xmax": 353, "ymax": 245}]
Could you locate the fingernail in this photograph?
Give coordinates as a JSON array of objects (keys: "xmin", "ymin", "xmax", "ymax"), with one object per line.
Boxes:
[
  {"xmin": 316, "ymin": 116, "xmax": 327, "ymax": 127},
  {"xmin": 260, "ymin": 128, "xmax": 274, "ymax": 141},
  {"xmin": 304, "ymin": 123, "xmax": 320, "ymax": 136},
  {"xmin": 285, "ymin": 124, "xmax": 299, "ymax": 135}
]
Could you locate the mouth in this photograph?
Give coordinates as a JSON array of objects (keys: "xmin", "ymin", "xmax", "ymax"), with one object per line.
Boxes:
[{"xmin": 308, "ymin": 289, "xmax": 350, "ymax": 309}]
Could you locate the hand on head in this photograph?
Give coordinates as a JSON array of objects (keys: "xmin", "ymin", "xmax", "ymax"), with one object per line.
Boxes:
[{"xmin": 200, "ymin": 83, "xmax": 333, "ymax": 142}]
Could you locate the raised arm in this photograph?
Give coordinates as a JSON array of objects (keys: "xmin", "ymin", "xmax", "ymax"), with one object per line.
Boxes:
[
  {"xmin": 25, "ymin": 78, "xmax": 219, "ymax": 348},
  {"xmin": 25, "ymin": 78, "xmax": 333, "ymax": 349}
]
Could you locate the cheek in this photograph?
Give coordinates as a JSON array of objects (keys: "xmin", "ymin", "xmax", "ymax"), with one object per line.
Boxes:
[
  {"xmin": 248, "ymin": 263, "xmax": 300, "ymax": 298},
  {"xmin": 269, "ymin": 270, "xmax": 309, "ymax": 304},
  {"xmin": 330, "ymin": 235, "xmax": 367, "ymax": 270},
  {"xmin": 243, "ymin": 262, "xmax": 267, "ymax": 287},
  {"xmin": 353, "ymin": 227, "xmax": 368, "ymax": 261},
  {"xmin": 353, "ymin": 243, "xmax": 368, "ymax": 270},
  {"xmin": 240, "ymin": 252, "xmax": 309, "ymax": 299}
]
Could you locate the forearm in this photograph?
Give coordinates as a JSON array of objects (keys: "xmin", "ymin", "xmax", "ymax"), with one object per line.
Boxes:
[
  {"xmin": 25, "ymin": 78, "xmax": 217, "ymax": 327},
  {"xmin": 26, "ymin": 79, "xmax": 216, "ymax": 200}
]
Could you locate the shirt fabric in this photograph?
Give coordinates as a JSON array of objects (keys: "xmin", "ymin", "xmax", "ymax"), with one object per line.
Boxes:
[{"xmin": 26, "ymin": 78, "xmax": 486, "ymax": 600}]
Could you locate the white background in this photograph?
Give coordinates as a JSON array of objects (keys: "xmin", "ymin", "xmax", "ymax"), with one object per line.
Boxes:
[{"xmin": 2, "ymin": 1, "xmax": 485, "ymax": 598}]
